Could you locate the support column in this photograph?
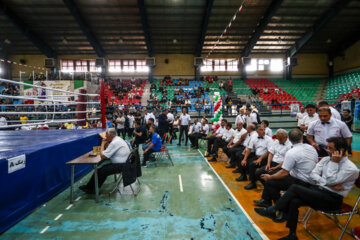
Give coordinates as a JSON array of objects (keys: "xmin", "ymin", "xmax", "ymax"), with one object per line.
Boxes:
[
  {"xmin": 195, "ymin": 65, "xmax": 200, "ymax": 81},
  {"xmin": 148, "ymin": 66, "xmax": 154, "ymax": 83},
  {"xmin": 241, "ymin": 64, "xmax": 247, "ymax": 80},
  {"xmin": 285, "ymin": 65, "xmax": 292, "ymax": 80}
]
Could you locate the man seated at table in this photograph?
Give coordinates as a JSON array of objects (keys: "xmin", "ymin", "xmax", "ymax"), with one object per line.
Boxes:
[
  {"xmin": 142, "ymin": 126, "xmax": 162, "ymax": 167},
  {"xmin": 79, "ymin": 128, "xmax": 131, "ymax": 194}
]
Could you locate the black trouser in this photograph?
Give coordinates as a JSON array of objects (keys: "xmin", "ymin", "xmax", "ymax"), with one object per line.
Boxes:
[
  {"xmin": 207, "ymin": 136, "xmax": 217, "ymax": 153},
  {"xmin": 212, "ymin": 138, "xmax": 227, "ymax": 156},
  {"xmin": 117, "ymin": 128, "xmax": 126, "ymax": 139},
  {"xmin": 85, "ymin": 163, "xmax": 124, "ymax": 190},
  {"xmin": 261, "ymin": 175, "xmax": 310, "ymax": 204},
  {"xmin": 158, "ymin": 128, "xmax": 168, "ymax": 143},
  {"xmin": 189, "ymin": 133, "xmax": 204, "ymax": 148},
  {"xmin": 128, "ymin": 128, "xmax": 134, "ymax": 138},
  {"xmin": 317, "ymin": 145, "xmax": 329, "ymax": 157},
  {"xmin": 168, "ymin": 124, "xmax": 173, "ymax": 143},
  {"xmin": 132, "ymin": 138, "xmax": 145, "ymax": 148},
  {"xmin": 224, "ymin": 146, "xmax": 244, "ymax": 165},
  {"xmin": 179, "ymin": 125, "xmax": 189, "ymax": 145},
  {"xmin": 143, "ymin": 148, "xmax": 156, "ymax": 164},
  {"xmin": 171, "ymin": 128, "xmax": 178, "ymax": 140},
  {"xmin": 248, "ymin": 157, "xmax": 268, "ymax": 183},
  {"xmin": 275, "ymin": 184, "xmax": 343, "ymax": 233},
  {"xmin": 237, "ymin": 153, "xmax": 258, "ymax": 177},
  {"xmin": 255, "ymin": 162, "xmax": 281, "ymax": 186}
]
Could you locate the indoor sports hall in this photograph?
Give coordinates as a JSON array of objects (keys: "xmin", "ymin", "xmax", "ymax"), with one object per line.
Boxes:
[{"xmin": 0, "ymin": 0, "xmax": 360, "ymax": 239}]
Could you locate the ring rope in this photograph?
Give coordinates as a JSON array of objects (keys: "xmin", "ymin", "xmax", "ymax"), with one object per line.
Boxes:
[
  {"xmin": 0, "ymin": 94, "xmax": 100, "ymax": 104},
  {"xmin": 0, "ymin": 78, "xmax": 99, "ymax": 97},
  {"xmin": 0, "ymin": 110, "xmax": 100, "ymax": 115},
  {"xmin": 0, "ymin": 118, "xmax": 100, "ymax": 129}
]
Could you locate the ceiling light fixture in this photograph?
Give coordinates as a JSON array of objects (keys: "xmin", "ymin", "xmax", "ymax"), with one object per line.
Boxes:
[
  {"xmin": 62, "ymin": 37, "xmax": 68, "ymax": 44},
  {"xmin": 173, "ymin": 39, "xmax": 177, "ymax": 44},
  {"xmin": 118, "ymin": 38, "xmax": 124, "ymax": 44},
  {"xmin": 326, "ymin": 38, "xmax": 332, "ymax": 44},
  {"xmin": 4, "ymin": 39, "xmax": 11, "ymax": 44}
]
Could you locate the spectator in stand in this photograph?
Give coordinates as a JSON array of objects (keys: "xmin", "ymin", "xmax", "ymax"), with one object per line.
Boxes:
[
  {"xmin": 204, "ymin": 101, "xmax": 211, "ymax": 114},
  {"xmin": 262, "ymin": 120, "xmax": 272, "ymax": 138},
  {"xmin": 20, "ymin": 114, "xmax": 29, "ymax": 125},
  {"xmin": 219, "ymin": 80, "xmax": 224, "ymax": 90},
  {"xmin": 205, "ymin": 85, "xmax": 210, "ymax": 92},
  {"xmin": 58, "ymin": 122, "xmax": 66, "ymax": 129},
  {"xmin": 174, "ymin": 86, "xmax": 179, "ymax": 95},
  {"xmin": 65, "ymin": 122, "xmax": 74, "ymax": 129}
]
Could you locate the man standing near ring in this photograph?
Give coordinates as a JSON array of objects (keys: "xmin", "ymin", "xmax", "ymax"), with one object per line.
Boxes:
[{"xmin": 178, "ymin": 107, "xmax": 191, "ymax": 146}]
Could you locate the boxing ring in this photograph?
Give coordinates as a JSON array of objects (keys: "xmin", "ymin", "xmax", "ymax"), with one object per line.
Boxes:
[{"xmin": 0, "ymin": 78, "xmax": 106, "ymax": 233}]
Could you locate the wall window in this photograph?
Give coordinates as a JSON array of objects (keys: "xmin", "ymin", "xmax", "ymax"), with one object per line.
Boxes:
[
  {"xmin": 75, "ymin": 60, "xmax": 88, "ymax": 72},
  {"xmin": 89, "ymin": 60, "xmax": 101, "ymax": 72},
  {"xmin": 245, "ymin": 59, "xmax": 257, "ymax": 72},
  {"xmin": 227, "ymin": 59, "xmax": 238, "ymax": 71},
  {"xmin": 61, "ymin": 60, "xmax": 74, "ymax": 72},
  {"xmin": 136, "ymin": 60, "xmax": 149, "ymax": 72},
  {"xmin": 201, "ymin": 58, "xmax": 238, "ymax": 72},
  {"xmin": 201, "ymin": 59, "xmax": 213, "ymax": 72},
  {"xmin": 270, "ymin": 59, "xmax": 283, "ymax": 72},
  {"xmin": 108, "ymin": 60, "xmax": 121, "ymax": 72}
]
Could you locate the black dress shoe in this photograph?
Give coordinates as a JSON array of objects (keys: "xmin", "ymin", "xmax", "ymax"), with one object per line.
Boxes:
[
  {"xmin": 208, "ymin": 157, "xmax": 217, "ymax": 162},
  {"xmin": 235, "ymin": 175, "xmax": 247, "ymax": 181},
  {"xmin": 273, "ymin": 211, "xmax": 287, "ymax": 223},
  {"xmin": 79, "ymin": 185, "xmax": 95, "ymax": 194},
  {"xmin": 254, "ymin": 207, "xmax": 276, "ymax": 220},
  {"xmin": 177, "ymin": 143, "xmax": 181, "ymax": 146},
  {"xmin": 278, "ymin": 233, "xmax": 298, "ymax": 240},
  {"xmin": 244, "ymin": 182, "xmax": 257, "ymax": 190},
  {"xmin": 232, "ymin": 168, "xmax": 241, "ymax": 173},
  {"xmin": 226, "ymin": 164, "xmax": 236, "ymax": 168},
  {"xmin": 253, "ymin": 199, "xmax": 272, "ymax": 208}
]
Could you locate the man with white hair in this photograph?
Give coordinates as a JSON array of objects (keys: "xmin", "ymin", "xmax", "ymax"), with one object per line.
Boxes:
[{"xmin": 79, "ymin": 128, "xmax": 131, "ymax": 194}]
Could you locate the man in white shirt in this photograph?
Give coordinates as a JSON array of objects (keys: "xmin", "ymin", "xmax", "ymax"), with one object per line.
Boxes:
[
  {"xmin": 235, "ymin": 108, "xmax": 246, "ymax": 127},
  {"xmin": 300, "ymin": 104, "xmax": 319, "ymax": 141},
  {"xmin": 209, "ymin": 122, "xmax": 235, "ymax": 162},
  {"xmin": 127, "ymin": 113, "xmax": 135, "ymax": 138},
  {"xmin": 79, "ymin": 128, "xmax": 131, "ymax": 194},
  {"xmin": 224, "ymin": 122, "xmax": 247, "ymax": 168},
  {"xmin": 245, "ymin": 108, "xmax": 258, "ymax": 126},
  {"xmin": 255, "ymin": 128, "xmax": 318, "ymax": 208},
  {"xmin": 116, "ymin": 112, "xmax": 126, "ymax": 139},
  {"xmin": 255, "ymin": 137, "xmax": 359, "ymax": 240},
  {"xmin": 307, "ymin": 107, "xmax": 352, "ymax": 157},
  {"xmin": 262, "ymin": 120, "xmax": 272, "ymax": 138},
  {"xmin": 0, "ymin": 115, "xmax": 7, "ymax": 126},
  {"xmin": 236, "ymin": 125, "xmax": 273, "ymax": 190},
  {"xmin": 232, "ymin": 123, "xmax": 258, "ymax": 175},
  {"xmin": 189, "ymin": 118, "xmax": 201, "ymax": 146},
  {"xmin": 189, "ymin": 118, "xmax": 209, "ymax": 149},
  {"xmin": 317, "ymin": 100, "xmax": 341, "ymax": 120},
  {"xmin": 296, "ymin": 106, "xmax": 307, "ymax": 127},
  {"xmin": 254, "ymin": 129, "xmax": 292, "ymax": 207},
  {"xmin": 178, "ymin": 107, "xmax": 191, "ymax": 146},
  {"xmin": 205, "ymin": 119, "xmax": 227, "ymax": 157},
  {"xmin": 144, "ymin": 109, "xmax": 155, "ymax": 125}
]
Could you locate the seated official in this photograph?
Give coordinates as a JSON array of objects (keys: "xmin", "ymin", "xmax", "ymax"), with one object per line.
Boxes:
[
  {"xmin": 188, "ymin": 118, "xmax": 201, "ymax": 148},
  {"xmin": 237, "ymin": 125, "xmax": 273, "ymax": 190},
  {"xmin": 79, "ymin": 128, "xmax": 131, "ymax": 194},
  {"xmin": 253, "ymin": 128, "xmax": 318, "ymax": 208},
  {"xmin": 224, "ymin": 122, "xmax": 247, "ymax": 168},
  {"xmin": 255, "ymin": 137, "xmax": 359, "ymax": 240},
  {"xmin": 307, "ymin": 107, "xmax": 352, "ymax": 157},
  {"xmin": 255, "ymin": 129, "xmax": 292, "ymax": 187},
  {"xmin": 205, "ymin": 119, "xmax": 227, "ymax": 157},
  {"xmin": 209, "ymin": 122, "xmax": 235, "ymax": 162},
  {"xmin": 232, "ymin": 123, "xmax": 258, "ymax": 177},
  {"xmin": 189, "ymin": 119, "xmax": 209, "ymax": 149},
  {"xmin": 262, "ymin": 120, "xmax": 272, "ymax": 138},
  {"xmin": 131, "ymin": 121, "xmax": 147, "ymax": 148},
  {"xmin": 142, "ymin": 126, "xmax": 162, "ymax": 167}
]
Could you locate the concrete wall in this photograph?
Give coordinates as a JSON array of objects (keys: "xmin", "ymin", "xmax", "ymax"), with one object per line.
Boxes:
[{"xmin": 334, "ymin": 40, "xmax": 360, "ymax": 73}]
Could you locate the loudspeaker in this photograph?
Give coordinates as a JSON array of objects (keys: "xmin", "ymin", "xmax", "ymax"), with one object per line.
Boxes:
[
  {"xmin": 145, "ymin": 57, "xmax": 156, "ymax": 67},
  {"xmin": 20, "ymin": 59, "xmax": 26, "ymax": 65},
  {"xmin": 165, "ymin": 59, "xmax": 169, "ymax": 64},
  {"xmin": 287, "ymin": 57, "xmax": 298, "ymax": 66},
  {"xmin": 44, "ymin": 58, "xmax": 56, "ymax": 68},
  {"xmin": 96, "ymin": 58, "xmax": 105, "ymax": 67},
  {"xmin": 242, "ymin": 57, "xmax": 251, "ymax": 65},
  {"xmin": 194, "ymin": 57, "xmax": 204, "ymax": 66}
]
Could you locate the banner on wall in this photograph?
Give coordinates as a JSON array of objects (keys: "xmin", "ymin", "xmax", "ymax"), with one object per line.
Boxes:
[
  {"xmin": 353, "ymin": 100, "xmax": 360, "ymax": 131},
  {"xmin": 23, "ymin": 81, "xmax": 72, "ymax": 103},
  {"xmin": 290, "ymin": 104, "xmax": 300, "ymax": 117}
]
